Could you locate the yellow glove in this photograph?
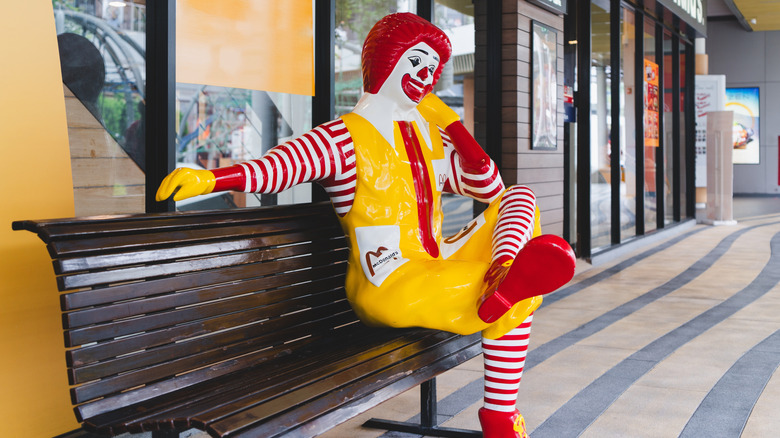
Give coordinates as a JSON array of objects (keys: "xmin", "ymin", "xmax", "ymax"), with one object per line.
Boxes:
[
  {"xmin": 156, "ymin": 167, "xmax": 216, "ymax": 202},
  {"xmin": 417, "ymin": 93, "xmax": 461, "ymax": 128}
]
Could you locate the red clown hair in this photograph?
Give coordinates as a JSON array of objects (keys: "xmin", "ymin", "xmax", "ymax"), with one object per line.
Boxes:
[{"xmin": 361, "ymin": 13, "xmax": 452, "ymax": 94}]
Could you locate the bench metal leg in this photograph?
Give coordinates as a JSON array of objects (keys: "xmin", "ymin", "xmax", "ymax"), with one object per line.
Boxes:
[{"xmin": 363, "ymin": 378, "xmax": 482, "ymax": 438}]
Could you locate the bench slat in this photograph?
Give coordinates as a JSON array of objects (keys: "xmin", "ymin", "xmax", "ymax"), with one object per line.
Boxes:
[
  {"xmin": 82, "ymin": 326, "xmax": 435, "ymax": 434},
  {"xmin": 63, "ymin": 261, "xmax": 344, "ymax": 320},
  {"xmin": 66, "ymin": 274, "xmax": 347, "ymax": 367},
  {"xmin": 65, "ymin": 263, "xmax": 346, "ymax": 329},
  {"xmin": 14, "ymin": 202, "xmax": 334, "ymax": 244},
  {"xmin": 61, "ymin": 248, "xmax": 348, "ymax": 320},
  {"xmin": 72, "ymin": 308, "xmax": 359, "ymax": 404},
  {"xmin": 76, "ymin": 321, "xmax": 369, "ymax": 426},
  {"xmin": 84, "ymin": 325, "xmax": 372, "ymax": 434},
  {"xmin": 55, "ymin": 230, "xmax": 340, "ymax": 274},
  {"xmin": 64, "ymin": 262, "xmax": 348, "ymax": 348},
  {"xmin": 70, "ymin": 292, "xmax": 351, "ymax": 384},
  {"xmin": 59, "ymin": 235, "xmax": 345, "ymax": 290},
  {"xmin": 246, "ymin": 334, "xmax": 482, "ymax": 438},
  {"xmin": 207, "ymin": 332, "xmax": 476, "ymax": 436},
  {"xmin": 48, "ymin": 216, "xmax": 336, "ymax": 257}
]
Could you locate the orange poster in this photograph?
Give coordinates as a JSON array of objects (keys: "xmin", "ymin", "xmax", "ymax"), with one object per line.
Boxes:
[
  {"xmin": 177, "ymin": 0, "xmax": 314, "ymax": 96},
  {"xmin": 644, "ymin": 59, "xmax": 660, "ymax": 147}
]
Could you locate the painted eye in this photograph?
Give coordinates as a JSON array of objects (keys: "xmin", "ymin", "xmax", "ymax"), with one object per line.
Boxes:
[
  {"xmin": 409, "ymin": 56, "xmax": 421, "ymax": 67},
  {"xmin": 428, "ymin": 65, "xmax": 435, "ymax": 75}
]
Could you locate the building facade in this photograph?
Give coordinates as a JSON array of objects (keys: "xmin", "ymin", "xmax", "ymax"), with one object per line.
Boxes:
[{"xmin": 54, "ymin": 0, "xmax": 705, "ymax": 258}]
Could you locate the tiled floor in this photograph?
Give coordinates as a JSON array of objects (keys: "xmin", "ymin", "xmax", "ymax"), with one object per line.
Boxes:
[{"xmin": 324, "ymin": 201, "xmax": 780, "ymax": 437}]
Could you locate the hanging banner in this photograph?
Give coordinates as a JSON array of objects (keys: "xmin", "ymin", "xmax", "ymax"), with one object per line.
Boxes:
[
  {"xmin": 643, "ymin": 59, "xmax": 660, "ymax": 148},
  {"xmin": 177, "ymin": 0, "xmax": 314, "ymax": 96}
]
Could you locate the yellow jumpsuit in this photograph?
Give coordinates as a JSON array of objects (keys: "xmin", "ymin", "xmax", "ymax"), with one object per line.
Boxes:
[{"xmin": 338, "ymin": 113, "xmax": 541, "ymax": 339}]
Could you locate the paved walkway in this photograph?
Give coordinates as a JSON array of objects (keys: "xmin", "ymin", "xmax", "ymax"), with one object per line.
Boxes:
[{"xmin": 324, "ymin": 211, "xmax": 780, "ymax": 437}]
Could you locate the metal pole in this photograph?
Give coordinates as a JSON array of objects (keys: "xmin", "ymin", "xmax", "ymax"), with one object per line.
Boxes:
[{"xmin": 145, "ymin": 0, "xmax": 175, "ymax": 212}]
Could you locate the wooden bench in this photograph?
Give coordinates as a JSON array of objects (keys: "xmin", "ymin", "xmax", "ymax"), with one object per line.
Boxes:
[{"xmin": 14, "ymin": 201, "xmax": 482, "ymax": 438}]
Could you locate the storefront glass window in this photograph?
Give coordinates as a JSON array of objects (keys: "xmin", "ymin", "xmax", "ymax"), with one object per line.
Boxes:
[
  {"xmin": 335, "ymin": 0, "xmax": 417, "ymax": 117},
  {"xmin": 663, "ymin": 30, "xmax": 674, "ymax": 225},
  {"xmin": 620, "ymin": 8, "xmax": 636, "ymax": 241},
  {"xmin": 643, "ymin": 19, "xmax": 658, "ymax": 233},
  {"xmin": 54, "ymin": 0, "xmax": 146, "ymax": 215},
  {"xmin": 174, "ymin": 86, "xmax": 312, "ymax": 211},
  {"xmin": 590, "ymin": 1, "xmax": 612, "ymax": 250},
  {"xmin": 435, "ymin": 0, "xmax": 476, "ymax": 235},
  {"xmin": 679, "ymin": 41, "xmax": 688, "ymax": 218}
]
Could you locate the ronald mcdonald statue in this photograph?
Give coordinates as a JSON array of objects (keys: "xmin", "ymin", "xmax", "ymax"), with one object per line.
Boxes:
[{"xmin": 158, "ymin": 13, "xmax": 575, "ymax": 438}]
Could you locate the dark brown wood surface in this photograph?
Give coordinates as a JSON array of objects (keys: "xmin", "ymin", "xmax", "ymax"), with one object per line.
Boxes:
[{"xmin": 14, "ymin": 202, "xmax": 482, "ymax": 437}]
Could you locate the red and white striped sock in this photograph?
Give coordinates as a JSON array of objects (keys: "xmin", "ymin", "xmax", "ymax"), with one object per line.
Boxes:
[
  {"xmin": 482, "ymin": 313, "xmax": 533, "ymax": 412},
  {"xmin": 491, "ymin": 185, "xmax": 536, "ymax": 266}
]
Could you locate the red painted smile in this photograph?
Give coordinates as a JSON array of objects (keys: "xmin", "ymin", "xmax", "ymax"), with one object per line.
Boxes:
[{"xmin": 402, "ymin": 73, "xmax": 432, "ymax": 103}]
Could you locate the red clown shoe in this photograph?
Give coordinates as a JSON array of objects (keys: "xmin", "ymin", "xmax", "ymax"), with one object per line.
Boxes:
[
  {"xmin": 478, "ymin": 407, "xmax": 529, "ymax": 438},
  {"xmin": 478, "ymin": 234, "xmax": 576, "ymax": 323}
]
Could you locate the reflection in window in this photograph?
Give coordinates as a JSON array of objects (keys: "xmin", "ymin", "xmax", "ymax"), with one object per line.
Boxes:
[
  {"xmin": 663, "ymin": 30, "xmax": 674, "ymax": 225},
  {"xmin": 54, "ymin": 0, "xmax": 146, "ymax": 215},
  {"xmin": 335, "ymin": 0, "xmax": 417, "ymax": 116},
  {"xmin": 679, "ymin": 41, "xmax": 688, "ymax": 218},
  {"xmin": 620, "ymin": 8, "xmax": 636, "ymax": 241},
  {"xmin": 643, "ymin": 19, "xmax": 658, "ymax": 233},
  {"xmin": 174, "ymin": 85, "xmax": 312, "ymax": 211},
  {"xmin": 590, "ymin": 1, "xmax": 612, "ymax": 250},
  {"xmin": 435, "ymin": 0, "xmax": 475, "ymax": 236}
]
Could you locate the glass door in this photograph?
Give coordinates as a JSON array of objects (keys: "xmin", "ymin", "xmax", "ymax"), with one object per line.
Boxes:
[{"xmin": 590, "ymin": 0, "xmax": 612, "ymax": 251}]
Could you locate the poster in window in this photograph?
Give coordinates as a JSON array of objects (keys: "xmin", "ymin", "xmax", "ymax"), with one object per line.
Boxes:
[
  {"xmin": 643, "ymin": 59, "xmax": 660, "ymax": 147},
  {"xmin": 531, "ymin": 21, "xmax": 558, "ymax": 150},
  {"xmin": 725, "ymin": 87, "xmax": 760, "ymax": 164}
]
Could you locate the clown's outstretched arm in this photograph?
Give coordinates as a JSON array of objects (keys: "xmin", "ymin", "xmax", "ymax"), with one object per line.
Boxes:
[{"xmin": 156, "ymin": 119, "xmax": 355, "ymax": 211}]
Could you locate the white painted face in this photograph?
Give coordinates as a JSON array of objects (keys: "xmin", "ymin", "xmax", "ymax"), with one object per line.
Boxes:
[{"xmin": 377, "ymin": 42, "xmax": 440, "ymax": 106}]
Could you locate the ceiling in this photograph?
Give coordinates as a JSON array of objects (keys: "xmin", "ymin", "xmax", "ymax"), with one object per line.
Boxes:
[
  {"xmin": 712, "ymin": 0, "xmax": 780, "ymax": 32},
  {"xmin": 438, "ymin": 0, "xmax": 780, "ymax": 33}
]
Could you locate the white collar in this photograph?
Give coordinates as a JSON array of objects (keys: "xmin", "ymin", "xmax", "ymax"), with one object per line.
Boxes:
[{"xmin": 352, "ymin": 93, "xmax": 434, "ymax": 150}]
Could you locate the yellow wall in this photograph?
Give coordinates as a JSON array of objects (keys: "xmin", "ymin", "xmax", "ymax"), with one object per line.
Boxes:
[{"xmin": 0, "ymin": 2, "xmax": 79, "ymax": 436}]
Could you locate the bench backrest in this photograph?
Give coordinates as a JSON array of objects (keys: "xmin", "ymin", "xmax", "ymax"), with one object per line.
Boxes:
[{"xmin": 14, "ymin": 202, "xmax": 352, "ymax": 423}]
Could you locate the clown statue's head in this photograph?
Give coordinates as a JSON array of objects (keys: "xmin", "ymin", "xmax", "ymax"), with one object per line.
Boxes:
[
  {"xmin": 362, "ymin": 13, "xmax": 451, "ymax": 107},
  {"xmin": 354, "ymin": 13, "xmax": 452, "ymax": 129}
]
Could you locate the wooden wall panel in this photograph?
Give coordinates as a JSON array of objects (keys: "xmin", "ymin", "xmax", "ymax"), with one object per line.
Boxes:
[
  {"xmin": 502, "ymin": 152, "xmax": 563, "ymax": 169},
  {"xmin": 64, "ymin": 85, "xmax": 145, "ymax": 216},
  {"xmin": 498, "ymin": 0, "xmax": 566, "ymax": 235}
]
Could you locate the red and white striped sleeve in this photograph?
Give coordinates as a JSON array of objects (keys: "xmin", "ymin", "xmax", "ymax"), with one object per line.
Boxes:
[
  {"xmin": 440, "ymin": 129, "xmax": 505, "ymax": 204},
  {"xmin": 211, "ymin": 119, "xmax": 357, "ymax": 216}
]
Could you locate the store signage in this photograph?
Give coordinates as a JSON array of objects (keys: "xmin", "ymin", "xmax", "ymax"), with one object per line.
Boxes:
[
  {"xmin": 563, "ymin": 85, "xmax": 575, "ymax": 123},
  {"xmin": 527, "ymin": 0, "xmax": 567, "ymax": 15},
  {"xmin": 656, "ymin": 0, "xmax": 707, "ymax": 36},
  {"xmin": 643, "ymin": 60, "xmax": 660, "ymax": 148},
  {"xmin": 563, "ymin": 85, "xmax": 573, "ymax": 105}
]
